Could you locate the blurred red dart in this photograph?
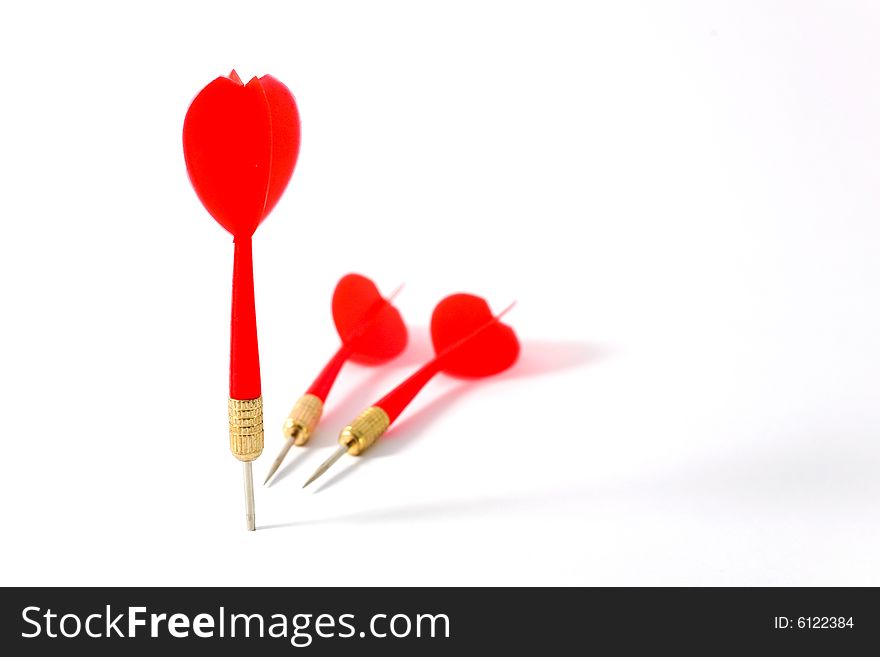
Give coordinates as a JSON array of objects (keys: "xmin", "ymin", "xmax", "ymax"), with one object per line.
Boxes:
[
  {"xmin": 183, "ymin": 70, "xmax": 301, "ymax": 530},
  {"xmin": 303, "ymin": 293, "xmax": 519, "ymax": 488},
  {"xmin": 264, "ymin": 273, "xmax": 407, "ymax": 484}
]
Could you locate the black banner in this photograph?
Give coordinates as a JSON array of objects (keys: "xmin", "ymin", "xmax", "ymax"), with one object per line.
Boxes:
[{"xmin": 1, "ymin": 587, "xmax": 877, "ymax": 653}]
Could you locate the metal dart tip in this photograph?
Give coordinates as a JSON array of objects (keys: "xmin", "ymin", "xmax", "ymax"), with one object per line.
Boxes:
[
  {"xmin": 243, "ymin": 462, "xmax": 255, "ymax": 531},
  {"xmin": 303, "ymin": 445, "xmax": 348, "ymax": 489},
  {"xmin": 264, "ymin": 438, "xmax": 295, "ymax": 485}
]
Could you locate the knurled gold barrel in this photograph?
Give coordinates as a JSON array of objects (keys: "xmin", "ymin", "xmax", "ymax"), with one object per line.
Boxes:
[
  {"xmin": 339, "ymin": 406, "xmax": 390, "ymax": 456},
  {"xmin": 282, "ymin": 393, "xmax": 324, "ymax": 445},
  {"xmin": 229, "ymin": 397, "xmax": 264, "ymax": 462}
]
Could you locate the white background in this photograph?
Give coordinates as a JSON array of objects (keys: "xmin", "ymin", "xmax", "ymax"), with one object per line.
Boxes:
[{"xmin": 1, "ymin": 1, "xmax": 878, "ymax": 586}]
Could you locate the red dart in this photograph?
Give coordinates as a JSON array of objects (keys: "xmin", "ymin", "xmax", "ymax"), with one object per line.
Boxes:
[
  {"xmin": 183, "ymin": 70, "xmax": 301, "ymax": 530},
  {"xmin": 303, "ymin": 293, "xmax": 519, "ymax": 488},
  {"xmin": 263, "ymin": 273, "xmax": 408, "ymax": 484}
]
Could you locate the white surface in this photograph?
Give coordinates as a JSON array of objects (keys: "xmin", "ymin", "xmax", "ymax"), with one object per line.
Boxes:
[{"xmin": 0, "ymin": 1, "xmax": 878, "ymax": 586}]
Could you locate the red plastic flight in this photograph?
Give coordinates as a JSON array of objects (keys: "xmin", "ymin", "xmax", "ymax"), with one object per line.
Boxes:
[
  {"xmin": 311, "ymin": 273, "xmax": 408, "ymax": 399},
  {"xmin": 303, "ymin": 293, "xmax": 519, "ymax": 488},
  {"xmin": 377, "ymin": 294, "xmax": 519, "ymax": 421},
  {"xmin": 183, "ymin": 70, "xmax": 301, "ymax": 530},
  {"xmin": 264, "ymin": 274, "xmax": 407, "ymax": 484}
]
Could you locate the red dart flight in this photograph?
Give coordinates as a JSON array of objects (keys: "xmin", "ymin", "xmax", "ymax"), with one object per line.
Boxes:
[
  {"xmin": 183, "ymin": 70, "xmax": 301, "ymax": 530},
  {"xmin": 264, "ymin": 273, "xmax": 408, "ymax": 484},
  {"xmin": 303, "ymin": 293, "xmax": 519, "ymax": 488}
]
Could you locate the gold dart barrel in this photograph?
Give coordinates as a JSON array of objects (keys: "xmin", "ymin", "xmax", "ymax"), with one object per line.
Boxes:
[
  {"xmin": 338, "ymin": 406, "xmax": 390, "ymax": 455},
  {"xmin": 302, "ymin": 406, "xmax": 390, "ymax": 488},
  {"xmin": 264, "ymin": 394, "xmax": 324, "ymax": 485},
  {"xmin": 229, "ymin": 397, "xmax": 264, "ymax": 460},
  {"xmin": 229, "ymin": 397, "xmax": 264, "ymax": 530},
  {"xmin": 283, "ymin": 393, "xmax": 324, "ymax": 445}
]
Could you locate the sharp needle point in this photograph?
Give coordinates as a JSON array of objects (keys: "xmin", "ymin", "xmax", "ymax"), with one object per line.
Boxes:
[
  {"xmin": 243, "ymin": 462, "xmax": 255, "ymax": 531},
  {"xmin": 303, "ymin": 445, "xmax": 347, "ymax": 489},
  {"xmin": 264, "ymin": 438, "xmax": 295, "ymax": 485}
]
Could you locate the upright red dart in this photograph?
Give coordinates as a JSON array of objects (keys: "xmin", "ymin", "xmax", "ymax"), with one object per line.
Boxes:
[
  {"xmin": 263, "ymin": 273, "xmax": 408, "ymax": 485},
  {"xmin": 303, "ymin": 293, "xmax": 519, "ymax": 488},
  {"xmin": 183, "ymin": 70, "xmax": 301, "ymax": 530}
]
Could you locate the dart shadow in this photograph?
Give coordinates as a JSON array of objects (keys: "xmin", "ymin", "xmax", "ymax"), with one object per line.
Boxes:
[
  {"xmin": 502, "ymin": 339, "xmax": 610, "ymax": 381},
  {"xmin": 309, "ymin": 339, "xmax": 607, "ymax": 493},
  {"xmin": 375, "ymin": 338, "xmax": 608, "ymax": 455},
  {"xmin": 308, "ymin": 383, "xmax": 476, "ymax": 493},
  {"xmin": 259, "ymin": 484, "xmax": 597, "ymax": 530}
]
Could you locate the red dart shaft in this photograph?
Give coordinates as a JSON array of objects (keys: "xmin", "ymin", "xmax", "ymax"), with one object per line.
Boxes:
[
  {"xmin": 375, "ymin": 358, "xmax": 443, "ymax": 423},
  {"xmin": 229, "ymin": 236, "xmax": 261, "ymax": 399},
  {"xmin": 306, "ymin": 343, "xmax": 353, "ymax": 401}
]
